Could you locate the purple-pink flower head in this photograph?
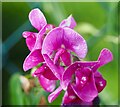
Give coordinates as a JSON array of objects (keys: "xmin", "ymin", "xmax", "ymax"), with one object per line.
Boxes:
[
  {"xmin": 22, "ymin": 8, "xmax": 113, "ymax": 105},
  {"xmin": 32, "ymin": 63, "xmax": 58, "ymax": 92},
  {"xmin": 41, "ymin": 27, "xmax": 87, "ymax": 103},
  {"xmin": 22, "ymin": 9, "xmax": 55, "ymax": 71},
  {"xmin": 42, "ymin": 27, "xmax": 87, "ymax": 62},
  {"xmin": 62, "ymin": 84, "xmax": 93, "ymax": 105},
  {"xmin": 42, "ymin": 27, "xmax": 87, "ymax": 80},
  {"xmin": 23, "ymin": 8, "xmax": 77, "ymax": 72},
  {"xmin": 22, "ymin": 8, "xmax": 78, "ymax": 94},
  {"xmin": 22, "ymin": 8, "xmax": 47, "ymax": 51},
  {"xmin": 62, "ymin": 48, "xmax": 113, "ymax": 102}
]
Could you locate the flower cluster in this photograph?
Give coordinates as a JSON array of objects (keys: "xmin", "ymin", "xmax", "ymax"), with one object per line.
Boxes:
[{"xmin": 23, "ymin": 8, "xmax": 113, "ymax": 105}]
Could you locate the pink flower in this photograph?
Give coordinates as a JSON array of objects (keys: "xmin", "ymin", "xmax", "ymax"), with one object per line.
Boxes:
[
  {"xmin": 22, "ymin": 8, "xmax": 113, "ymax": 105},
  {"xmin": 61, "ymin": 48, "xmax": 113, "ymax": 102},
  {"xmin": 62, "ymin": 84, "xmax": 93, "ymax": 105},
  {"xmin": 23, "ymin": 8, "xmax": 55, "ymax": 71},
  {"xmin": 23, "ymin": 8, "xmax": 77, "ymax": 71},
  {"xmin": 45, "ymin": 48, "xmax": 113, "ymax": 103},
  {"xmin": 42, "ymin": 27, "xmax": 87, "ymax": 80},
  {"xmin": 23, "ymin": 8, "xmax": 77, "ymax": 92}
]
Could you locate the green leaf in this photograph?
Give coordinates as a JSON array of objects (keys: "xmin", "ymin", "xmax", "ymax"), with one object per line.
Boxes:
[{"xmin": 9, "ymin": 73, "xmax": 24, "ymax": 105}]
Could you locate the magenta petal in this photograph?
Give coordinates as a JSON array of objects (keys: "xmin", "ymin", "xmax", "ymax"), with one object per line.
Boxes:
[
  {"xmin": 94, "ymin": 71, "xmax": 106, "ymax": 93},
  {"xmin": 71, "ymin": 71, "xmax": 98, "ymax": 102},
  {"xmin": 62, "ymin": 84, "xmax": 92, "ymax": 105},
  {"xmin": 38, "ymin": 75, "xmax": 56, "ymax": 92},
  {"xmin": 33, "ymin": 24, "xmax": 54, "ymax": 50},
  {"xmin": 32, "ymin": 64, "xmax": 58, "ymax": 80},
  {"xmin": 61, "ymin": 50, "xmax": 71, "ymax": 66},
  {"xmin": 63, "ymin": 27, "xmax": 87, "ymax": 59},
  {"xmin": 59, "ymin": 15, "xmax": 76, "ymax": 29},
  {"xmin": 29, "ymin": 8, "xmax": 47, "ymax": 31},
  {"xmin": 42, "ymin": 27, "xmax": 63, "ymax": 56},
  {"xmin": 22, "ymin": 31, "xmax": 37, "ymax": 51},
  {"xmin": 53, "ymin": 48, "xmax": 71, "ymax": 66},
  {"xmin": 41, "ymin": 64, "xmax": 58, "ymax": 80},
  {"xmin": 32, "ymin": 65, "xmax": 44, "ymax": 77},
  {"xmin": 48, "ymin": 86, "xmax": 62, "ymax": 103},
  {"xmin": 62, "ymin": 84, "xmax": 79, "ymax": 104},
  {"xmin": 22, "ymin": 31, "xmax": 37, "ymax": 38},
  {"xmin": 54, "ymin": 48, "xmax": 65, "ymax": 65},
  {"xmin": 43, "ymin": 54, "xmax": 64, "ymax": 80},
  {"xmin": 23, "ymin": 49, "xmax": 44, "ymax": 71},
  {"xmin": 62, "ymin": 61, "xmax": 98, "ymax": 90},
  {"xmin": 97, "ymin": 48, "xmax": 113, "ymax": 67},
  {"xmin": 26, "ymin": 36, "xmax": 36, "ymax": 51},
  {"xmin": 42, "ymin": 27, "xmax": 87, "ymax": 59}
]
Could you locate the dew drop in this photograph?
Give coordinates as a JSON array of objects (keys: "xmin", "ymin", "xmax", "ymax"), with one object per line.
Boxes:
[
  {"xmin": 99, "ymin": 81, "xmax": 103, "ymax": 87},
  {"xmin": 81, "ymin": 76, "xmax": 87, "ymax": 81},
  {"xmin": 69, "ymin": 95, "xmax": 76, "ymax": 99},
  {"xmin": 80, "ymin": 81, "xmax": 84, "ymax": 84}
]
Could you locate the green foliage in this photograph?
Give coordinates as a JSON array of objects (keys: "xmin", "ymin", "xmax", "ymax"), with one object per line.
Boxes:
[{"xmin": 9, "ymin": 73, "xmax": 25, "ymax": 105}]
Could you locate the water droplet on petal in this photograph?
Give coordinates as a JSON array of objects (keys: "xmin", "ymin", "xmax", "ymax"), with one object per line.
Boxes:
[
  {"xmin": 99, "ymin": 81, "xmax": 103, "ymax": 87},
  {"xmin": 69, "ymin": 95, "xmax": 76, "ymax": 99},
  {"xmin": 80, "ymin": 81, "xmax": 84, "ymax": 84},
  {"xmin": 30, "ymin": 56, "xmax": 38, "ymax": 62},
  {"xmin": 81, "ymin": 76, "xmax": 87, "ymax": 81}
]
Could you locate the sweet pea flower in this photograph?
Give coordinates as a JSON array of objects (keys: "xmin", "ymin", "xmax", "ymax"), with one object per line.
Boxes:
[
  {"xmin": 42, "ymin": 27, "xmax": 87, "ymax": 78},
  {"xmin": 22, "ymin": 8, "xmax": 47, "ymax": 51},
  {"xmin": 45, "ymin": 48, "xmax": 112, "ymax": 103},
  {"xmin": 23, "ymin": 8, "xmax": 77, "ymax": 71},
  {"xmin": 62, "ymin": 84, "xmax": 94, "ymax": 106},
  {"xmin": 61, "ymin": 48, "xmax": 113, "ymax": 102},
  {"xmin": 62, "ymin": 84, "xmax": 100, "ymax": 106},
  {"xmin": 23, "ymin": 8, "xmax": 77, "ymax": 92},
  {"xmin": 41, "ymin": 26, "xmax": 87, "ymax": 102},
  {"xmin": 23, "ymin": 8, "xmax": 55, "ymax": 71}
]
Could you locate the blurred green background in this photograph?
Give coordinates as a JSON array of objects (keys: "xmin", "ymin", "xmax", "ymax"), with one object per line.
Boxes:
[{"xmin": 2, "ymin": 2, "xmax": 119, "ymax": 106}]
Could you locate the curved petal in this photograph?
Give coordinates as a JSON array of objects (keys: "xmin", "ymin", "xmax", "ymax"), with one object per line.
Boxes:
[
  {"xmin": 23, "ymin": 49, "xmax": 44, "ymax": 71},
  {"xmin": 29, "ymin": 8, "xmax": 47, "ymax": 31},
  {"xmin": 38, "ymin": 75, "xmax": 56, "ymax": 92},
  {"xmin": 32, "ymin": 63, "xmax": 57, "ymax": 80},
  {"xmin": 22, "ymin": 31, "xmax": 37, "ymax": 38},
  {"xmin": 48, "ymin": 86, "xmax": 62, "ymax": 103},
  {"xmin": 75, "ymin": 67, "xmax": 91, "ymax": 88},
  {"xmin": 42, "ymin": 27, "xmax": 87, "ymax": 59},
  {"xmin": 62, "ymin": 61, "xmax": 98, "ymax": 90},
  {"xmin": 71, "ymin": 70, "xmax": 98, "ymax": 102},
  {"xmin": 32, "ymin": 64, "xmax": 44, "ymax": 77},
  {"xmin": 42, "ymin": 27, "xmax": 63, "ymax": 56},
  {"xmin": 95, "ymin": 48, "xmax": 113, "ymax": 69},
  {"xmin": 61, "ymin": 50, "xmax": 71, "ymax": 66},
  {"xmin": 94, "ymin": 71, "xmax": 106, "ymax": 93},
  {"xmin": 22, "ymin": 31, "xmax": 37, "ymax": 51},
  {"xmin": 41, "ymin": 64, "xmax": 58, "ymax": 80},
  {"xmin": 59, "ymin": 15, "xmax": 76, "ymax": 29},
  {"xmin": 43, "ymin": 54, "xmax": 64, "ymax": 80},
  {"xmin": 26, "ymin": 36, "xmax": 36, "ymax": 51},
  {"xmin": 33, "ymin": 24, "xmax": 55, "ymax": 50},
  {"xmin": 62, "ymin": 84, "xmax": 93, "ymax": 105},
  {"xmin": 53, "ymin": 48, "xmax": 71, "ymax": 66},
  {"xmin": 62, "ymin": 84, "xmax": 80, "ymax": 105},
  {"xmin": 63, "ymin": 27, "xmax": 87, "ymax": 59},
  {"xmin": 54, "ymin": 48, "xmax": 65, "ymax": 65}
]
